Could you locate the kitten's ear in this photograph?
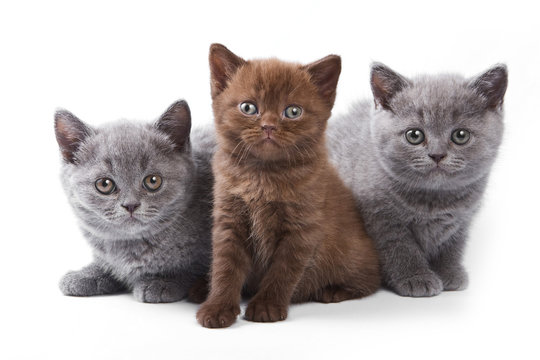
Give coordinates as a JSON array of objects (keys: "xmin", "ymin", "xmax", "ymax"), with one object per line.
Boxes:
[
  {"xmin": 468, "ymin": 64, "xmax": 508, "ymax": 109},
  {"xmin": 156, "ymin": 100, "xmax": 192, "ymax": 152},
  {"xmin": 370, "ymin": 62, "xmax": 411, "ymax": 110},
  {"xmin": 302, "ymin": 55, "xmax": 342, "ymax": 105},
  {"xmin": 209, "ymin": 43, "xmax": 246, "ymax": 98},
  {"xmin": 54, "ymin": 110, "xmax": 93, "ymax": 164}
]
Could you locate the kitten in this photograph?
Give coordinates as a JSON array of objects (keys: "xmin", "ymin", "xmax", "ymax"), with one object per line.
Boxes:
[
  {"xmin": 55, "ymin": 100, "xmax": 215, "ymax": 303},
  {"xmin": 196, "ymin": 44, "xmax": 380, "ymax": 328},
  {"xmin": 328, "ymin": 63, "xmax": 507, "ymax": 297}
]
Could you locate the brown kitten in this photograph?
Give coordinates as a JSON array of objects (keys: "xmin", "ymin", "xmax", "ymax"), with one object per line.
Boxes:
[{"xmin": 196, "ymin": 44, "xmax": 380, "ymax": 328}]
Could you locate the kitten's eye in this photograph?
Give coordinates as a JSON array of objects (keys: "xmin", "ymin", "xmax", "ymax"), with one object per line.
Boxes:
[
  {"xmin": 239, "ymin": 102, "xmax": 258, "ymax": 115},
  {"xmin": 143, "ymin": 175, "xmax": 162, "ymax": 192},
  {"xmin": 95, "ymin": 178, "xmax": 116, "ymax": 195},
  {"xmin": 284, "ymin": 105, "xmax": 302, "ymax": 119},
  {"xmin": 451, "ymin": 129, "xmax": 471, "ymax": 145},
  {"xmin": 405, "ymin": 129, "xmax": 425, "ymax": 145}
]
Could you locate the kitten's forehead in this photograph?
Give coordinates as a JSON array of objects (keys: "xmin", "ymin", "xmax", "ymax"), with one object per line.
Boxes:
[
  {"xmin": 78, "ymin": 122, "xmax": 175, "ymax": 171},
  {"xmin": 230, "ymin": 59, "xmax": 315, "ymax": 107},
  {"xmin": 394, "ymin": 74, "xmax": 485, "ymax": 127}
]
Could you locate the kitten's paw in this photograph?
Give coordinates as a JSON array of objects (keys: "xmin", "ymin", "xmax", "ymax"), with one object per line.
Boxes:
[
  {"xmin": 438, "ymin": 266, "xmax": 469, "ymax": 291},
  {"xmin": 197, "ymin": 302, "xmax": 240, "ymax": 328},
  {"xmin": 60, "ymin": 270, "xmax": 122, "ymax": 296},
  {"xmin": 313, "ymin": 285, "xmax": 356, "ymax": 303},
  {"xmin": 133, "ymin": 279, "xmax": 186, "ymax": 303},
  {"xmin": 392, "ymin": 271, "xmax": 443, "ymax": 297},
  {"xmin": 244, "ymin": 300, "xmax": 288, "ymax": 323}
]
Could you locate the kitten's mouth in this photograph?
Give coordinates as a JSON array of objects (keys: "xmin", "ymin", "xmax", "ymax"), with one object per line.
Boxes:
[
  {"xmin": 123, "ymin": 215, "xmax": 143, "ymax": 224},
  {"xmin": 428, "ymin": 165, "xmax": 449, "ymax": 174},
  {"xmin": 260, "ymin": 136, "xmax": 278, "ymax": 145}
]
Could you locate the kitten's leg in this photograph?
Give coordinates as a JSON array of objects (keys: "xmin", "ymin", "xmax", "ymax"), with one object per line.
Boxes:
[
  {"xmin": 431, "ymin": 230, "xmax": 469, "ymax": 291},
  {"xmin": 376, "ymin": 224, "xmax": 443, "ymax": 297},
  {"xmin": 197, "ymin": 196, "xmax": 251, "ymax": 328},
  {"xmin": 188, "ymin": 275, "xmax": 209, "ymax": 304},
  {"xmin": 244, "ymin": 224, "xmax": 320, "ymax": 323},
  {"xmin": 133, "ymin": 274, "xmax": 192, "ymax": 303},
  {"xmin": 59, "ymin": 262, "xmax": 125, "ymax": 296}
]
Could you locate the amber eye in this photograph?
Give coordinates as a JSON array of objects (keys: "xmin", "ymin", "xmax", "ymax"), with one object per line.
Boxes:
[
  {"xmin": 405, "ymin": 129, "xmax": 425, "ymax": 145},
  {"xmin": 239, "ymin": 102, "xmax": 258, "ymax": 115},
  {"xmin": 451, "ymin": 129, "xmax": 471, "ymax": 145},
  {"xmin": 143, "ymin": 175, "xmax": 162, "ymax": 192},
  {"xmin": 95, "ymin": 178, "xmax": 116, "ymax": 195},
  {"xmin": 284, "ymin": 105, "xmax": 302, "ymax": 119}
]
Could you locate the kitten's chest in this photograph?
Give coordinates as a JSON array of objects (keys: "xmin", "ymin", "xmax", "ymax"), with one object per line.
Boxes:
[
  {"xmin": 92, "ymin": 233, "xmax": 190, "ymax": 281},
  {"xmin": 409, "ymin": 213, "xmax": 461, "ymax": 254}
]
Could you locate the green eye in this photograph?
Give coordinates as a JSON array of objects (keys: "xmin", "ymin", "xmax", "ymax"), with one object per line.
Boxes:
[
  {"xmin": 284, "ymin": 105, "xmax": 302, "ymax": 119},
  {"xmin": 239, "ymin": 102, "xmax": 258, "ymax": 115},
  {"xmin": 405, "ymin": 129, "xmax": 425, "ymax": 145},
  {"xmin": 143, "ymin": 175, "xmax": 162, "ymax": 192},
  {"xmin": 451, "ymin": 129, "xmax": 471, "ymax": 145},
  {"xmin": 95, "ymin": 178, "xmax": 116, "ymax": 195}
]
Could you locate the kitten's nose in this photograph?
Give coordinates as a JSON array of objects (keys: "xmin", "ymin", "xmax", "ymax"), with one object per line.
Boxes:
[
  {"xmin": 261, "ymin": 125, "xmax": 277, "ymax": 132},
  {"xmin": 261, "ymin": 124, "xmax": 277, "ymax": 138},
  {"xmin": 122, "ymin": 203, "xmax": 141, "ymax": 215},
  {"xmin": 429, "ymin": 153, "xmax": 447, "ymax": 163}
]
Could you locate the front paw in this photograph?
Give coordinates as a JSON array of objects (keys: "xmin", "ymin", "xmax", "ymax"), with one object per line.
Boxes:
[
  {"xmin": 244, "ymin": 299, "xmax": 288, "ymax": 323},
  {"xmin": 60, "ymin": 271, "xmax": 100, "ymax": 296},
  {"xmin": 391, "ymin": 271, "xmax": 443, "ymax": 297},
  {"xmin": 133, "ymin": 279, "xmax": 186, "ymax": 303},
  {"xmin": 197, "ymin": 302, "xmax": 240, "ymax": 328},
  {"xmin": 60, "ymin": 270, "xmax": 122, "ymax": 296},
  {"xmin": 437, "ymin": 266, "xmax": 469, "ymax": 291}
]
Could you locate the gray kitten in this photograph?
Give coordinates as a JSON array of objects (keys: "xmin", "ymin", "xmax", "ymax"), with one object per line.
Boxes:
[
  {"xmin": 328, "ymin": 63, "xmax": 507, "ymax": 297},
  {"xmin": 55, "ymin": 100, "xmax": 215, "ymax": 303}
]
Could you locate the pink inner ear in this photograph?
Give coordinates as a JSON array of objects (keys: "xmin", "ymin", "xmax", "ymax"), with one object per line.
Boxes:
[
  {"xmin": 303, "ymin": 55, "xmax": 341, "ymax": 101},
  {"xmin": 209, "ymin": 44, "xmax": 246, "ymax": 97},
  {"xmin": 55, "ymin": 112, "xmax": 90, "ymax": 163}
]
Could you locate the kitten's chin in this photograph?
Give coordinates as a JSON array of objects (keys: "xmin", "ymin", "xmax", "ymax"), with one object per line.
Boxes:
[
  {"xmin": 249, "ymin": 139, "xmax": 286, "ymax": 161},
  {"xmin": 108, "ymin": 215, "xmax": 152, "ymax": 235},
  {"xmin": 404, "ymin": 167, "xmax": 475, "ymax": 191}
]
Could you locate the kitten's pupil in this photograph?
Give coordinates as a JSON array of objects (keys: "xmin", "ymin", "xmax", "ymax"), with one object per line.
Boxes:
[
  {"xmin": 405, "ymin": 129, "xmax": 425, "ymax": 145},
  {"xmin": 240, "ymin": 102, "xmax": 257, "ymax": 115},
  {"xmin": 95, "ymin": 177, "xmax": 115, "ymax": 194},
  {"xmin": 143, "ymin": 174, "xmax": 163, "ymax": 192},
  {"xmin": 451, "ymin": 129, "xmax": 471, "ymax": 145},
  {"xmin": 284, "ymin": 105, "xmax": 302, "ymax": 119}
]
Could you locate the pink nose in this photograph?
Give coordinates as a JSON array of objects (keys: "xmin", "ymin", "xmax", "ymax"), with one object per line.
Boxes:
[
  {"xmin": 262, "ymin": 125, "xmax": 277, "ymax": 132},
  {"xmin": 262, "ymin": 125, "xmax": 276, "ymax": 137}
]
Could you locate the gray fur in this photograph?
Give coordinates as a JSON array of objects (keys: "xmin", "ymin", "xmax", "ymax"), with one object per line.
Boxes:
[
  {"xmin": 328, "ymin": 64, "xmax": 507, "ymax": 297},
  {"xmin": 55, "ymin": 101, "xmax": 216, "ymax": 303}
]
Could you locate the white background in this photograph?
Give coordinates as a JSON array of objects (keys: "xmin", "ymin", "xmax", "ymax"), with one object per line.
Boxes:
[{"xmin": 1, "ymin": 1, "xmax": 539, "ymax": 359}]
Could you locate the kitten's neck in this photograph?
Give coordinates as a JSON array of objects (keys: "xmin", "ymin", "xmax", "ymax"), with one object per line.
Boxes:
[{"xmin": 387, "ymin": 175, "xmax": 488, "ymax": 215}]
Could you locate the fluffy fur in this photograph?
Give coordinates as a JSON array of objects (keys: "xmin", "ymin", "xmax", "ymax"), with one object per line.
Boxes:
[
  {"xmin": 55, "ymin": 100, "xmax": 215, "ymax": 303},
  {"xmin": 328, "ymin": 63, "xmax": 507, "ymax": 296},
  {"xmin": 196, "ymin": 44, "xmax": 380, "ymax": 328}
]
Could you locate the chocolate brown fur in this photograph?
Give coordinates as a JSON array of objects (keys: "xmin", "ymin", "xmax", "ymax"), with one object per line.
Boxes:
[{"xmin": 196, "ymin": 44, "xmax": 380, "ymax": 328}]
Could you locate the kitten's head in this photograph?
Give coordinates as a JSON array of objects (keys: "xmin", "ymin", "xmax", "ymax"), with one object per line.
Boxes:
[
  {"xmin": 369, "ymin": 63, "xmax": 507, "ymax": 190},
  {"xmin": 55, "ymin": 101, "xmax": 194, "ymax": 239},
  {"xmin": 209, "ymin": 43, "xmax": 341, "ymax": 164}
]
